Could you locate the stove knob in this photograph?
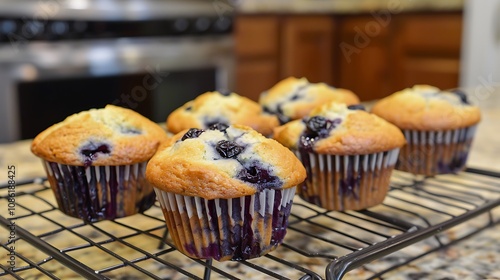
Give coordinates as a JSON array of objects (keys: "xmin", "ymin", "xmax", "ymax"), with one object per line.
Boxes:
[
  {"xmin": 0, "ymin": 20, "xmax": 17, "ymax": 34},
  {"xmin": 23, "ymin": 20, "xmax": 44, "ymax": 38},
  {"xmin": 173, "ymin": 18, "xmax": 189, "ymax": 33},
  {"xmin": 73, "ymin": 21, "xmax": 88, "ymax": 33},
  {"xmin": 51, "ymin": 21, "xmax": 69, "ymax": 36},
  {"xmin": 195, "ymin": 17, "xmax": 210, "ymax": 32},
  {"xmin": 213, "ymin": 17, "xmax": 232, "ymax": 32}
]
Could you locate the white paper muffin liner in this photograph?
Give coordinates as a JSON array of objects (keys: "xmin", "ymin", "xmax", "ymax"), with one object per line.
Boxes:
[
  {"xmin": 295, "ymin": 149, "xmax": 400, "ymax": 211},
  {"xmin": 154, "ymin": 187, "xmax": 296, "ymax": 261},
  {"xmin": 396, "ymin": 125, "xmax": 477, "ymax": 175},
  {"xmin": 42, "ymin": 160, "xmax": 156, "ymax": 222}
]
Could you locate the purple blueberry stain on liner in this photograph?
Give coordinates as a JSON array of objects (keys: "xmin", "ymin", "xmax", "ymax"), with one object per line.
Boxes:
[
  {"xmin": 338, "ymin": 155, "xmax": 361, "ymax": 200},
  {"xmin": 180, "ymin": 190, "xmax": 292, "ymax": 260},
  {"xmin": 437, "ymin": 153, "xmax": 468, "ymax": 174}
]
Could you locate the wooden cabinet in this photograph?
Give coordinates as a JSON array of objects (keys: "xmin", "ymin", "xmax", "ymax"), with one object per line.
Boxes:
[
  {"xmin": 234, "ymin": 16, "xmax": 279, "ymax": 101},
  {"xmin": 337, "ymin": 16, "xmax": 392, "ymax": 101},
  {"xmin": 281, "ymin": 16, "xmax": 335, "ymax": 84},
  {"xmin": 234, "ymin": 15, "xmax": 335, "ymax": 101},
  {"xmin": 391, "ymin": 13, "xmax": 463, "ymax": 92},
  {"xmin": 234, "ymin": 11, "xmax": 463, "ymax": 101},
  {"xmin": 336, "ymin": 12, "xmax": 463, "ymax": 100}
]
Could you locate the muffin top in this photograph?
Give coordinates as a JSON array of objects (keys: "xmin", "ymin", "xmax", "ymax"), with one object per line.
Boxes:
[
  {"xmin": 146, "ymin": 124, "xmax": 306, "ymax": 200},
  {"xmin": 166, "ymin": 90, "xmax": 279, "ymax": 136},
  {"xmin": 371, "ymin": 85, "xmax": 481, "ymax": 130},
  {"xmin": 273, "ymin": 103, "xmax": 406, "ymax": 155},
  {"xmin": 259, "ymin": 77, "xmax": 360, "ymax": 124},
  {"xmin": 31, "ymin": 105, "xmax": 169, "ymax": 166}
]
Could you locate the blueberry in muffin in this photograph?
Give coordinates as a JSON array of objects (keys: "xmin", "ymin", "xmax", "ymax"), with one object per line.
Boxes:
[
  {"xmin": 259, "ymin": 77, "xmax": 360, "ymax": 124},
  {"xmin": 166, "ymin": 91, "xmax": 279, "ymax": 136}
]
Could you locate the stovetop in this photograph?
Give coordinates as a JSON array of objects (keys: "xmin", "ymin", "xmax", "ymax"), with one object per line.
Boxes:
[{"xmin": 0, "ymin": 0, "xmax": 235, "ymax": 43}]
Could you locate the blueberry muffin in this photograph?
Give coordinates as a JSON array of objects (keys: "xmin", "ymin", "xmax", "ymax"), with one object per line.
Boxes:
[
  {"xmin": 31, "ymin": 104, "xmax": 169, "ymax": 222},
  {"xmin": 273, "ymin": 103, "xmax": 405, "ymax": 211},
  {"xmin": 146, "ymin": 124, "xmax": 306, "ymax": 261},
  {"xmin": 166, "ymin": 90, "xmax": 279, "ymax": 136},
  {"xmin": 371, "ymin": 85, "xmax": 481, "ymax": 176},
  {"xmin": 259, "ymin": 77, "xmax": 360, "ymax": 124}
]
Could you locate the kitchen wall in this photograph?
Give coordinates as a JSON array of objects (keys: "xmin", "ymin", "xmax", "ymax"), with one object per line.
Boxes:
[{"xmin": 460, "ymin": 0, "xmax": 500, "ymax": 109}]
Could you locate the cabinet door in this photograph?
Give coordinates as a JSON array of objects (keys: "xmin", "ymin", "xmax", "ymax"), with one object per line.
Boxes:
[
  {"xmin": 281, "ymin": 16, "xmax": 335, "ymax": 85},
  {"xmin": 392, "ymin": 13, "xmax": 462, "ymax": 92},
  {"xmin": 337, "ymin": 16, "xmax": 392, "ymax": 101},
  {"xmin": 236, "ymin": 60, "xmax": 278, "ymax": 101},
  {"xmin": 234, "ymin": 16, "xmax": 279, "ymax": 99}
]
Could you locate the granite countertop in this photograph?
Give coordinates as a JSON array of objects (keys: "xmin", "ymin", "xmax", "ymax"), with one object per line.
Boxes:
[
  {"xmin": 0, "ymin": 90, "xmax": 499, "ymax": 279},
  {"xmin": 235, "ymin": 0, "xmax": 464, "ymax": 14}
]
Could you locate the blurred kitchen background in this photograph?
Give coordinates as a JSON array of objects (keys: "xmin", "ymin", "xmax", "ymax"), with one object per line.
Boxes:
[{"xmin": 0, "ymin": 0, "xmax": 498, "ymax": 143}]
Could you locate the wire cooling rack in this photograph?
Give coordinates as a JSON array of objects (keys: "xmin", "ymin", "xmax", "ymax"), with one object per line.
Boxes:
[{"xmin": 0, "ymin": 168, "xmax": 499, "ymax": 280}]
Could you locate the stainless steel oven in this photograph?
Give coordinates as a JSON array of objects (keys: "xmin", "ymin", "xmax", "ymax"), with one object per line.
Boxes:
[{"xmin": 0, "ymin": 0, "xmax": 235, "ymax": 142}]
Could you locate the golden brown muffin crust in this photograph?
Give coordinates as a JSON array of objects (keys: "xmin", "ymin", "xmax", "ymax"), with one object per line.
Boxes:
[
  {"xmin": 31, "ymin": 105, "xmax": 169, "ymax": 165},
  {"xmin": 314, "ymin": 110, "xmax": 406, "ymax": 155},
  {"xmin": 273, "ymin": 103, "xmax": 406, "ymax": 155},
  {"xmin": 371, "ymin": 85, "xmax": 481, "ymax": 130},
  {"xmin": 146, "ymin": 125, "xmax": 306, "ymax": 199},
  {"xmin": 166, "ymin": 91, "xmax": 279, "ymax": 136},
  {"xmin": 259, "ymin": 77, "xmax": 360, "ymax": 122}
]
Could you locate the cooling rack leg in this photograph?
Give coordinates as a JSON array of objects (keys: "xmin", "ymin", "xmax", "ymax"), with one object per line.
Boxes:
[{"xmin": 204, "ymin": 258, "xmax": 213, "ymax": 279}]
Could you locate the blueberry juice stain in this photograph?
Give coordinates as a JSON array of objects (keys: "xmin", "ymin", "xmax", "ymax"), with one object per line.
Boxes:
[
  {"xmin": 338, "ymin": 155, "xmax": 361, "ymax": 200},
  {"xmin": 298, "ymin": 116, "xmax": 341, "ymax": 174},
  {"xmin": 237, "ymin": 164, "xmax": 282, "ymax": 190},
  {"xmin": 80, "ymin": 144, "xmax": 111, "ymax": 167}
]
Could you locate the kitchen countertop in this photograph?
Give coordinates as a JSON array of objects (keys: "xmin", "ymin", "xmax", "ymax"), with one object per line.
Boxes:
[
  {"xmin": 235, "ymin": 0, "xmax": 464, "ymax": 14},
  {"xmin": 0, "ymin": 90, "xmax": 498, "ymax": 279}
]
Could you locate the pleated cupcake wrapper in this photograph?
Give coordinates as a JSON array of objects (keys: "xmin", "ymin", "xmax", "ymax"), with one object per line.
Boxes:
[
  {"xmin": 43, "ymin": 160, "xmax": 156, "ymax": 222},
  {"xmin": 296, "ymin": 149, "xmax": 400, "ymax": 211},
  {"xmin": 396, "ymin": 125, "xmax": 477, "ymax": 176},
  {"xmin": 155, "ymin": 187, "xmax": 296, "ymax": 261}
]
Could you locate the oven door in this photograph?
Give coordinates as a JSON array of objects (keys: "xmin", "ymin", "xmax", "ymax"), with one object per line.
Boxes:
[{"xmin": 0, "ymin": 36, "xmax": 234, "ymax": 142}]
